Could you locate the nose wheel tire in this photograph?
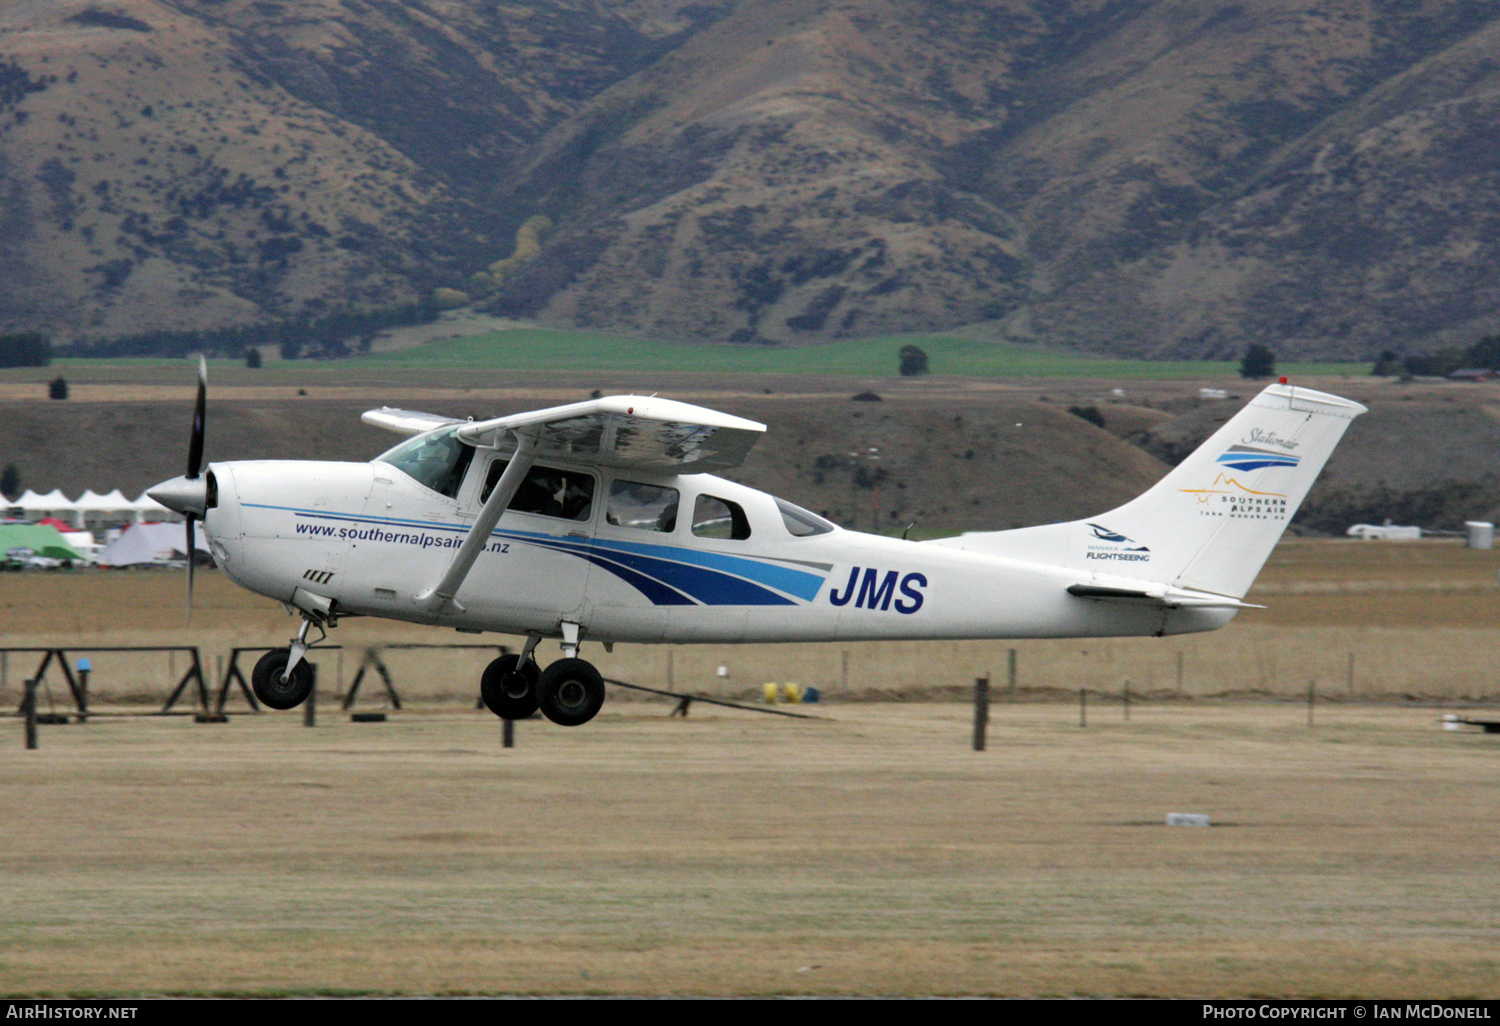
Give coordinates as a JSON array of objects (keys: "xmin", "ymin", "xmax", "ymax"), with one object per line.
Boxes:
[
  {"xmin": 251, "ymin": 648, "xmax": 314, "ymax": 710},
  {"xmin": 536, "ymin": 658, "xmax": 606, "ymax": 727},
  {"xmin": 480, "ymin": 654, "xmax": 540, "ymax": 720}
]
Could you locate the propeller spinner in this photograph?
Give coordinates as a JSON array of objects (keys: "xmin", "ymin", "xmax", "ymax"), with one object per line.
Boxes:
[{"xmin": 145, "ymin": 357, "xmax": 210, "ymax": 621}]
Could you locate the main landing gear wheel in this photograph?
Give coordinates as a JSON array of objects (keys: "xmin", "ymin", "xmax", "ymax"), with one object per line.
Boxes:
[
  {"xmin": 480, "ymin": 654, "xmax": 540, "ymax": 720},
  {"xmin": 251, "ymin": 648, "xmax": 313, "ymax": 710},
  {"xmin": 536, "ymin": 658, "xmax": 605, "ymax": 727}
]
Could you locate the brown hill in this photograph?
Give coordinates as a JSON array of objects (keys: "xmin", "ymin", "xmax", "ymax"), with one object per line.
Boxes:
[
  {"xmin": 5, "ymin": 374, "xmax": 1500, "ymax": 536},
  {"xmin": 4, "ymin": 1, "xmax": 1500, "ymax": 361},
  {"xmin": 0, "ymin": 388, "xmax": 1169, "ymax": 536}
]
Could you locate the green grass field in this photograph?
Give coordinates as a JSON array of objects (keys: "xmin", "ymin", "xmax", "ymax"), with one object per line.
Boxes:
[
  {"xmin": 347, "ymin": 329, "xmax": 1369, "ymax": 378},
  {"xmin": 26, "ymin": 328, "xmax": 1371, "ymax": 380}
]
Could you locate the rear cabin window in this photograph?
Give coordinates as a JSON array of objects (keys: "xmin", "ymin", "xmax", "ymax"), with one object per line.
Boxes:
[
  {"xmin": 692, "ymin": 494, "xmax": 751, "ymax": 540},
  {"xmin": 483, "ymin": 459, "xmax": 595, "ymax": 522},
  {"xmin": 377, "ymin": 427, "xmax": 475, "ymax": 499},
  {"xmin": 776, "ymin": 497, "xmax": 835, "ymax": 537},
  {"xmin": 606, "ymin": 480, "xmax": 679, "ymax": 533}
]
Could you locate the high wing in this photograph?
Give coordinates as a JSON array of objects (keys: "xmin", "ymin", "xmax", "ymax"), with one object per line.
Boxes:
[
  {"xmin": 363, "ymin": 395, "xmax": 766, "ymax": 614},
  {"xmin": 363, "ymin": 395, "xmax": 766, "ymax": 472},
  {"xmin": 361, "ymin": 408, "xmax": 463, "ymax": 436}
]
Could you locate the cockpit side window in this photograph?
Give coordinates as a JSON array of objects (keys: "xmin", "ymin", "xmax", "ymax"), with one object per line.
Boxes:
[
  {"xmin": 606, "ymin": 480, "xmax": 679, "ymax": 533},
  {"xmin": 376, "ymin": 427, "xmax": 475, "ymax": 499},
  {"xmin": 776, "ymin": 497, "xmax": 835, "ymax": 537},
  {"xmin": 483, "ymin": 459, "xmax": 595, "ymax": 522},
  {"xmin": 692, "ymin": 495, "xmax": 751, "ymax": 540}
]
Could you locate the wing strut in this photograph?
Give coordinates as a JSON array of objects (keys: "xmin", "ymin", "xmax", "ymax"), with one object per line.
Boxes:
[{"xmin": 413, "ymin": 432, "xmax": 538, "ymax": 614}]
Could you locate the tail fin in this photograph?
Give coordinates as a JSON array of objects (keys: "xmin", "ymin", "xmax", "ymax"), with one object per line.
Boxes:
[{"xmin": 932, "ymin": 383, "xmax": 1366, "ymax": 598}]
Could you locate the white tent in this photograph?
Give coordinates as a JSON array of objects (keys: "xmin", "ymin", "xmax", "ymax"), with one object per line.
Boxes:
[
  {"xmin": 11, "ymin": 489, "xmax": 77, "ymax": 520},
  {"xmin": 97, "ymin": 522, "xmax": 211, "ymax": 566},
  {"xmin": 72, "ymin": 489, "xmax": 135, "ymax": 528}
]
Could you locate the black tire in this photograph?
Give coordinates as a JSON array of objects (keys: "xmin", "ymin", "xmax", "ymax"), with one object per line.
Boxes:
[
  {"xmin": 480, "ymin": 654, "xmax": 540, "ymax": 720},
  {"xmin": 536, "ymin": 658, "xmax": 606, "ymax": 727},
  {"xmin": 252, "ymin": 648, "xmax": 314, "ymax": 710}
]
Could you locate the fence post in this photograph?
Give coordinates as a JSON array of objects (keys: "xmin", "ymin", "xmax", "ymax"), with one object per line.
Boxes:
[
  {"xmin": 23, "ymin": 679, "xmax": 37, "ymax": 750},
  {"xmin": 502, "ymin": 718, "xmax": 514, "ymax": 749},
  {"xmin": 1079, "ymin": 687, "xmax": 1087, "ymax": 728},
  {"xmin": 1007, "ymin": 648, "xmax": 1017, "ymax": 693},
  {"xmin": 972, "ymin": 676, "xmax": 989, "ymax": 751},
  {"xmin": 304, "ymin": 664, "xmax": 317, "ymax": 728}
]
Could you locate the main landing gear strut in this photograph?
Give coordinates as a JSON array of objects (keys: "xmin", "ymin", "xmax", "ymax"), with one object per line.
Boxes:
[{"xmin": 480, "ymin": 623, "xmax": 605, "ymax": 727}]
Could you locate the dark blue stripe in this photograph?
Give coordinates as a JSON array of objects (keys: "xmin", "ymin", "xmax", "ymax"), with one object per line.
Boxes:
[
  {"xmin": 534, "ymin": 536, "xmax": 795, "ymax": 606},
  {"xmin": 573, "ymin": 554, "xmax": 697, "ymax": 606}
]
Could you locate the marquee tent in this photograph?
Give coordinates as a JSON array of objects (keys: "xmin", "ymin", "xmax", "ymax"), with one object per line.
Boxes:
[{"xmin": 97, "ymin": 521, "xmax": 210, "ymax": 566}]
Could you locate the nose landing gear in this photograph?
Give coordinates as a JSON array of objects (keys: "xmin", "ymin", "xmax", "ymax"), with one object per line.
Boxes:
[
  {"xmin": 250, "ymin": 613, "xmax": 327, "ymax": 710},
  {"xmin": 251, "ymin": 648, "xmax": 314, "ymax": 710}
]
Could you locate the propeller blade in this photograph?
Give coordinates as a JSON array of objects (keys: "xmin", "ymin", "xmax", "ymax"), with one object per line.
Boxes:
[
  {"xmin": 185, "ymin": 516, "xmax": 196, "ymax": 625},
  {"xmin": 187, "ymin": 356, "xmax": 207, "ymax": 479}
]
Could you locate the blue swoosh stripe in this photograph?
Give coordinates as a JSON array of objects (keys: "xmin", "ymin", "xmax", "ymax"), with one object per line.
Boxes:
[
  {"xmin": 258, "ymin": 504, "xmax": 823, "ymax": 606},
  {"xmin": 569, "ymin": 553, "xmax": 696, "ymax": 606},
  {"xmin": 583, "ymin": 535, "xmax": 825, "ymax": 601},
  {"xmin": 1216, "ymin": 456, "xmax": 1300, "ymax": 471},
  {"xmin": 531, "ymin": 535, "xmax": 796, "ymax": 606}
]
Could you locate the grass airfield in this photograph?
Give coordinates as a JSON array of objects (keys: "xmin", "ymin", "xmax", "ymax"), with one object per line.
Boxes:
[
  {"xmin": 2, "ymin": 703, "xmax": 1497, "ymax": 997},
  {"xmin": 1, "ymin": 540, "xmax": 1499, "ymax": 996}
]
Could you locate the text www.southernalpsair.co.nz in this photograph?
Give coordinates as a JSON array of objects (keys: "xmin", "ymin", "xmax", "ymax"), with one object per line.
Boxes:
[{"xmin": 295, "ymin": 521, "xmax": 508, "ymax": 553}]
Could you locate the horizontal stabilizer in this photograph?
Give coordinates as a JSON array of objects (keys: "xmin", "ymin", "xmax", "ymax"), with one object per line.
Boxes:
[{"xmin": 1066, "ymin": 583, "xmax": 1264, "ymax": 610}]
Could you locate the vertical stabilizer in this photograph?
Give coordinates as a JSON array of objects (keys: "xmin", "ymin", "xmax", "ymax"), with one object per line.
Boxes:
[{"xmin": 931, "ymin": 384, "xmax": 1366, "ymax": 599}]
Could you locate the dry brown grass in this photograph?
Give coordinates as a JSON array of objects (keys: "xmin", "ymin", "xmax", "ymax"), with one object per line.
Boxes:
[
  {"xmin": 1, "ymin": 704, "xmax": 1497, "ymax": 997},
  {"xmin": 1, "ymin": 537, "xmax": 1497, "ymax": 996}
]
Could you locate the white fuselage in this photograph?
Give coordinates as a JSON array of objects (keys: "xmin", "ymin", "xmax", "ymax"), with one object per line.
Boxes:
[{"xmin": 200, "ymin": 453, "xmax": 1231, "ymax": 646}]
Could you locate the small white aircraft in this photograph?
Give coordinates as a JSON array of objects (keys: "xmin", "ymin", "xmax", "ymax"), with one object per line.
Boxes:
[{"xmin": 149, "ymin": 368, "xmax": 1364, "ymax": 726}]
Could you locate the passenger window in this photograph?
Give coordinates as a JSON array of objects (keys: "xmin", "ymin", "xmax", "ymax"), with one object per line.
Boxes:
[
  {"xmin": 692, "ymin": 495, "xmax": 751, "ymax": 540},
  {"xmin": 483, "ymin": 460, "xmax": 594, "ymax": 521},
  {"xmin": 606, "ymin": 480, "xmax": 679, "ymax": 533}
]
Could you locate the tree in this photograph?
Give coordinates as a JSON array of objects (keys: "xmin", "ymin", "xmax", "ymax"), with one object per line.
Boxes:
[
  {"xmin": 1239, "ymin": 343, "xmax": 1275, "ymax": 379},
  {"xmin": 0, "ymin": 332, "xmax": 51, "ymax": 368},
  {"xmin": 1370, "ymin": 350, "xmax": 1401, "ymax": 376},
  {"xmin": 0, "ymin": 463, "xmax": 19, "ymax": 500},
  {"xmin": 898, "ymin": 344, "xmax": 930, "ymax": 377},
  {"xmin": 48, "ymin": 376, "xmax": 68, "ymax": 400},
  {"xmin": 1465, "ymin": 334, "xmax": 1500, "ymax": 370},
  {"xmin": 1403, "ymin": 347, "xmax": 1464, "ymax": 377},
  {"xmin": 245, "ymin": 347, "xmax": 262, "ymax": 369}
]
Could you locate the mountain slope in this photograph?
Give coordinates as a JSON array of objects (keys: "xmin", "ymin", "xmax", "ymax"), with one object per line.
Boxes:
[{"xmin": 3, "ymin": 0, "xmax": 1500, "ymax": 359}]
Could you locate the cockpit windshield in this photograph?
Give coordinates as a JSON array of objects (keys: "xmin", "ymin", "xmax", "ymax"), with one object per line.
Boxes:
[{"xmin": 376, "ymin": 427, "xmax": 475, "ymax": 499}]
